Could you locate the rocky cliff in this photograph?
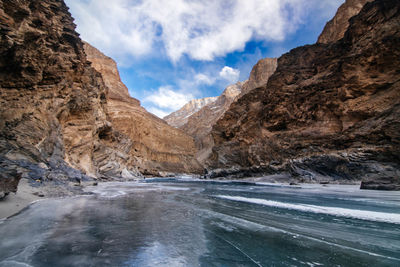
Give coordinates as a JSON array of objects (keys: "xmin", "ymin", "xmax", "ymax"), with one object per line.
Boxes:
[
  {"xmin": 0, "ymin": 0, "xmax": 116, "ymax": 185},
  {"xmin": 318, "ymin": 0, "xmax": 373, "ymax": 44},
  {"xmin": 83, "ymin": 42, "xmax": 139, "ymax": 106},
  {"xmin": 84, "ymin": 43, "xmax": 201, "ymax": 176},
  {"xmin": 181, "ymin": 82, "xmax": 242, "ymax": 164},
  {"xmin": 164, "ymin": 97, "xmax": 217, "ymax": 128},
  {"xmin": 0, "ymin": 0, "xmax": 200, "ymax": 196},
  {"xmin": 208, "ymin": 0, "xmax": 400, "ymax": 189},
  {"xmin": 240, "ymin": 58, "xmax": 277, "ymax": 97}
]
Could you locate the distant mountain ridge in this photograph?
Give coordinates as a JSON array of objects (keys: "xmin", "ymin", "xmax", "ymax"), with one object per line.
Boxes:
[
  {"xmin": 240, "ymin": 58, "xmax": 278, "ymax": 97},
  {"xmin": 164, "ymin": 97, "xmax": 218, "ymax": 128},
  {"xmin": 163, "ymin": 55, "xmax": 278, "ymax": 164},
  {"xmin": 181, "ymin": 82, "xmax": 243, "ymax": 163}
]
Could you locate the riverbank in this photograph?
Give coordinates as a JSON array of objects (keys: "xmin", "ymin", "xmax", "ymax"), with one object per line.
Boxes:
[
  {"xmin": 0, "ymin": 179, "xmax": 42, "ymax": 219},
  {"xmin": 0, "ymin": 178, "xmax": 97, "ymax": 220}
]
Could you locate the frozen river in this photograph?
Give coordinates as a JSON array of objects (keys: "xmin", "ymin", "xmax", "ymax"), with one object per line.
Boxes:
[{"xmin": 1, "ymin": 178, "xmax": 399, "ymax": 266}]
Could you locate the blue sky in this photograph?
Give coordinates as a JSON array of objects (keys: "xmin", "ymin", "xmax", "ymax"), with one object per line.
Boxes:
[{"xmin": 65, "ymin": 0, "xmax": 344, "ymax": 117}]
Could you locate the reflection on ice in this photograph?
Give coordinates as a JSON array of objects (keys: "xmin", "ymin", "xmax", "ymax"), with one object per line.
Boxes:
[
  {"xmin": 84, "ymin": 182, "xmax": 191, "ymax": 199},
  {"xmin": 0, "ymin": 179, "xmax": 399, "ymax": 266},
  {"xmin": 126, "ymin": 242, "xmax": 189, "ymax": 267}
]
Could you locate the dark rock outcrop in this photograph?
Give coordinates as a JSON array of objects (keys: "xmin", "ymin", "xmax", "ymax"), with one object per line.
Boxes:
[
  {"xmin": 208, "ymin": 0, "xmax": 400, "ymax": 189},
  {"xmin": 0, "ymin": 166, "xmax": 21, "ymax": 199}
]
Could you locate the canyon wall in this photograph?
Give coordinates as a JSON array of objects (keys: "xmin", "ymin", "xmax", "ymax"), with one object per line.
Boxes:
[
  {"xmin": 83, "ymin": 43, "xmax": 201, "ymax": 176},
  {"xmin": 0, "ymin": 0, "xmax": 113, "ymax": 183},
  {"xmin": 240, "ymin": 58, "xmax": 277, "ymax": 97},
  {"xmin": 207, "ymin": 0, "xmax": 400, "ymax": 189},
  {"xmin": 0, "ymin": 0, "xmax": 200, "ymax": 194},
  {"xmin": 318, "ymin": 0, "xmax": 373, "ymax": 44}
]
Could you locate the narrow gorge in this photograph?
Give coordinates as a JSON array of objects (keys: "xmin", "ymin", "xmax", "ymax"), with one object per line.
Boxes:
[
  {"xmin": 1, "ymin": 0, "xmax": 399, "ymax": 266},
  {"xmin": 1, "ymin": 0, "xmax": 399, "ymax": 199}
]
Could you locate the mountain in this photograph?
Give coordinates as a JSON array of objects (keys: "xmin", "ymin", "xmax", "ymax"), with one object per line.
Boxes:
[
  {"xmin": 0, "ymin": 0, "xmax": 201, "ymax": 196},
  {"xmin": 318, "ymin": 0, "xmax": 373, "ymax": 44},
  {"xmin": 240, "ymin": 58, "xmax": 278, "ymax": 97},
  {"xmin": 207, "ymin": 0, "xmax": 400, "ymax": 190},
  {"xmin": 164, "ymin": 57, "xmax": 277, "ymax": 164},
  {"xmin": 180, "ymin": 82, "xmax": 243, "ymax": 163},
  {"xmin": 82, "ymin": 42, "xmax": 139, "ymax": 105},
  {"xmin": 84, "ymin": 43, "xmax": 201, "ymax": 176},
  {"xmin": 164, "ymin": 97, "xmax": 217, "ymax": 128}
]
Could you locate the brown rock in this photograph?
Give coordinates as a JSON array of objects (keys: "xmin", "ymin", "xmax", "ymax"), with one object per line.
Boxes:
[
  {"xmin": 164, "ymin": 97, "xmax": 218, "ymax": 128},
  {"xmin": 83, "ymin": 42, "xmax": 139, "ymax": 106},
  {"xmin": 240, "ymin": 58, "xmax": 277, "ymax": 97},
  {"xmin": 0, "ymin": 0, "xmax": 201, "ymax": 186},
  {"xmin": 0, "ymin": 0, "xmax": 110, "ymax": 179},
  {"xmin": 181, "ymin": 82, "xmax": 242, "ymax": 164},
  {"xmin": 0, "ymin": 169, "xmax": 21, "ymax": 199},
  {"xmin": 318, "ymin": 0, "xmax": 373, "ymax": 44},
  {"xmin": 208, "ymin": 0, "xmax": 400, "ymax": 189},
  {"xmin": 84, "ymin": 43, "xmax": 202, "ymax": 175}
]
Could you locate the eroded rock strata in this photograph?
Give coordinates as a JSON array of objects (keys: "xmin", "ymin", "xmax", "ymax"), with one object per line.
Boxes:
[
  {"xmin": 240, "ymin": 58, "xmax": 277, "ymax": 97},
  {"xmin": 318, "ymin": 0, "xmax": 373, "ymax": 44},
  {"xmin": 0, "ymin": 0, "xmax": 200, "ymax": 194},
  {"xmin": 207, "ymin": 0, "xmax": 400, "ymax": 189},
  {"xmin": 83, "ymin": 43, "xmax": 201, "ymax": 176},
  {"xmin": 0, "ymin": 0, "xmax": 112, "ymax": 186}
]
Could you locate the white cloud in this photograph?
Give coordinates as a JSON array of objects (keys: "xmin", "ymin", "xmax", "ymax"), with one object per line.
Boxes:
[
  {"xmin": 219, "ymin": 66, "xmax": 240, "ymax": 83},
  {"xmin": 144, "ymin": 86, "xmax": 194, "ymax": 117},
  {"xmin": 194, "ymin": 73, "xmax": 215, "ymax": 86},
  {"xmin": 147, "ymin": 107, "xmax": 170, "ymax": 118},
  {"xmin": 65, "ymin": 0, "xmax": 343, "ymax": 63}
]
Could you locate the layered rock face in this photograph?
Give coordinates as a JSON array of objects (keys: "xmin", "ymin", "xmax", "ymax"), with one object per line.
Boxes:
[
  {"xmin": 208, "ymin": 0, "xmax": 400, "ymax": 188},
  {"xmin": 240, "ymin": 58, "xmax": 277, "ymax": 97},
  {"xmin": 0, "ymin": 0, "xmax": 114, "ymax": 184},
  {"xmin": 164, "ymin": 97, "xmax": 217, "ymax": 128},
  {"xmin": 318, "ymin": 0, "xmax": 373, "ymax": 44},
  {"xmin": 0, "ymin": 0, "xmax": 200, "ymax": 192},
  {"xmin": 84, "ymin": 44, "xmax": 201, "ymax": 176},
  {"xmin": 83, "ymin": 42, "xmax": 139, "ymax": 106},
  {"xmin": 180, "ymin": 82, "xmax": 242, "ymax": 164}
]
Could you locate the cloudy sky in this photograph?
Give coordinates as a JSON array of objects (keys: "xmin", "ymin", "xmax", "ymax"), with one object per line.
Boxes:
[{"xmin": 65, "ymin": 0, "xmax": 344, "ymax": 117}]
